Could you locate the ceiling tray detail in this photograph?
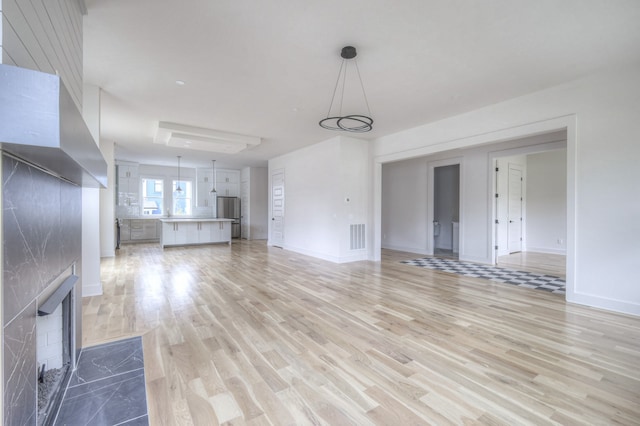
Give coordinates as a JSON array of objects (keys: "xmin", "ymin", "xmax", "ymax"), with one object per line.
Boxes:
[{"xmin": 154, "ymin": 122, "xmax": 261, "ymax": 154}]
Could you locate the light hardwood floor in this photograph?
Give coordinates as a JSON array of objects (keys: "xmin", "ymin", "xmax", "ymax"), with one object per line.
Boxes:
[
  {"xmin": 83, "ymin": 241, "xmax": 640, "ymax": 425},
  {"xmin": 497, "ymin": 252, "xmax": 566, "ymax": 279}
]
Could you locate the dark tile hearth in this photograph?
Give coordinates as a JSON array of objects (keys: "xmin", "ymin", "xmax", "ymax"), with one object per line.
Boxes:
[
  {"xmin": 54, "ymin": 337, "xmax": 148, "ymax": 425},
  {"xmin": 401, "ymin": 256, "xmax": 566, "ymax": 294}
]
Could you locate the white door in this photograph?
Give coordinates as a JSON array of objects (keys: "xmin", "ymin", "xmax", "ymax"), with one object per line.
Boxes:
[
  {"xmin": 508, "ymin": 165, "xmax": 523, "ymax": 253},
  {"xmin": 271, "ymin": 170, "xmax": 285, "ymax": 247},
  {"xmin": 241, "ymin": 180, "xmax": 249, "ymax": 239}
]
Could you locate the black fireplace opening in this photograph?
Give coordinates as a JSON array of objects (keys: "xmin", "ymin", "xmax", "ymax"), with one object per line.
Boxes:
[{"xmin": 36, "ymin": 274, "xmax": 77, "ymax": 426}]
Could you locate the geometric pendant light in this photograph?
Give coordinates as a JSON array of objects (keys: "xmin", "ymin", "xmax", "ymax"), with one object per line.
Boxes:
[{"xmin": 319, "ymin": 45, "xmax": 373, "ymax": 133}]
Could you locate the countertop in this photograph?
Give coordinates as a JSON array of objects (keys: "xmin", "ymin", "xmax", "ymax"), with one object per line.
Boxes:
[{"xmin": 159, "ymin": 218, "xmax": 234, "ymax": 223}]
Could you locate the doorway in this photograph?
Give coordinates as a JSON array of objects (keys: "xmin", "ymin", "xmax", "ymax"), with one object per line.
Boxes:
[
  {"xmin": 270, "ymin": 169, "xmax": 285, "ymax": 248},
  {"xmin": 492, "ymin": 146, "xmax": 567, "ymax": 279},
  {"xmin": 433, "ymin": 164, "xmax": 460, "ymax": 259}
]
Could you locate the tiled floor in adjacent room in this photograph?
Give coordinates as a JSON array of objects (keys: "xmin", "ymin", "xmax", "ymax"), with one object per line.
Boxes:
[{"xmin": 54, "ymin": 337, "xmax": 148, "ymax": 425}]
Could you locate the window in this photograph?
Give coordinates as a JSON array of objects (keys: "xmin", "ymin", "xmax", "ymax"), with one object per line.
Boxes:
[
  {"xmin": 141, "ymin": 178, "xmax": 164, "ymax": 216},
  {"xmin": 172, "ymin": 180, "xmax": 193, "ymax": 216}
]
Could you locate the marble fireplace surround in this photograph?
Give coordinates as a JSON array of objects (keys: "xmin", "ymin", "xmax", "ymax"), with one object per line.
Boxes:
[{"xmin": 2, "ymin": 154, "xmax": 83, "ymax": 425}]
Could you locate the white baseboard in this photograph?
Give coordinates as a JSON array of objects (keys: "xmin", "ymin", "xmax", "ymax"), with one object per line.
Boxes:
[
  {"xmin": 525, "ymin": 246, "xmax": 567, "ymax": 255},
  {"xmin": 283, "ymin": 245, "xmax": 368, "ymax": 264},
  {"xmin": 101, "ymin": 250, "xmax": 116, "ymax": 258},
  {"xmin": 82, "ymin": 282, "xmax": 103, "ymax": 297},
  {"xmin": 459, "ymin": 255, "xmax": 493, "ymax": 265},
  {"xmin": 566, "ymin": 291, "xmax": 639, "ymax": 317},
  {"xmin": 381, "ymin": 244, "xmax": 430, "ymax": 256}
]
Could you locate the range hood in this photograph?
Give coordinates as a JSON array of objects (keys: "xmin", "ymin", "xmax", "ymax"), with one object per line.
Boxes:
[{"xmin": 0, "ymin": 64, "xmax": 107, "ymax": 188}]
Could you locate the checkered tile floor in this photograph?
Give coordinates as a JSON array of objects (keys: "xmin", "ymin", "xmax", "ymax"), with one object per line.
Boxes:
[{"xmin": 401, "ymin": 257, "xmax": 565, "ymax": 294}]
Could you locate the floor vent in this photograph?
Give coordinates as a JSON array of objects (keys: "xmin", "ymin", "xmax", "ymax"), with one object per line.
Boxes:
[{"xmin": 350, "ymin": 224, "xmax": 365, "ymax": 250}]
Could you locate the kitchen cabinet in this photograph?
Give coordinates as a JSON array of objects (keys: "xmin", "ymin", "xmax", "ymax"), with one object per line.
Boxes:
[
  {"xmin": 119, "ymin": 220, "xmax": 131, "ymax": 242},
  {"xmin": 161, "ymin": 221, "xmax": 190, "ymax": 246},
  {"xmin": 130, "ymin": 219, "xmax": 159, "ymax": 241},
  {"xmin": 116, "ymin": 163, "xmax": 139, "ymax": 208},
  {"xmin": 215, "ymin": 169, "xmax": 240, "ymax": 197},
  {"xmin": 160, "ymin": 219, "xmax": 233, "ymax": 248},
  {"xmin": 119, "ymin": 219, "xmax": 160, "ymax": 243},
  {"xmin": 211, "ymin": 221, "xmax": 231, "ymax": 243},
  {"xmin": 197, "ymin": 168, "xmax": 216, "ymax": 208}
]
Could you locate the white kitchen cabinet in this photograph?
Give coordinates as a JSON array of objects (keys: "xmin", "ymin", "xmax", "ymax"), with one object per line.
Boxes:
[
  {"xmin": 116, "ymin": 163, "xmax": 139, "ymax": 208},
  {"xmin": 161, "ymin": 221, "xmax": 191, "ymax": 246},
  {"xmin": 211, "ymin": 221, "xmax": 231, "ymax": 243},
  {"xmin": 197, "ymin": 168, "xmax": 216, "ymax": 207},
  {"xmin": 215, "ymin": 169, "xmax": 240, "ymax": 197},
  {"xmin": 160, "ymin": 219, "xmax": 233, "ymax": 247}
]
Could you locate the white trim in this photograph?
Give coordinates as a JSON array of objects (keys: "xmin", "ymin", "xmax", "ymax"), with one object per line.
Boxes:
[
  {"xmin": 381, "ymin": 244, "xmax": 430, "ymax": 256},
  {"xmin": 524, "ymin": 246, "xmax": 567, "ymax": 255},
  {"xmin": 373, "ymin": 114, "xmax": 577, "ymax": 305},
  {"xmin": 81, "ymin": 282, "xmax": 103, "ymax": 297},
  {"xmin": 283, "ymin": 244, "xmax": 367, "ymax": 264}
]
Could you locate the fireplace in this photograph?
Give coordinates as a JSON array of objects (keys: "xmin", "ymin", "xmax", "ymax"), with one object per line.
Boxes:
[
  {"xmin": 2, "ymin": 154, "xmax": 83, "ymax": 425},
  {"xmin": 1, "ymin": 65, "xmax": 107, "ymax": 425},
  {"xmin": 35, "ymin": 269, "xmax": 77, "ymax": 425}
]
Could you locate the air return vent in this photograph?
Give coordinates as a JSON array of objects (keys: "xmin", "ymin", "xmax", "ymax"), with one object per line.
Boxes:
[{"xmin": 350, "ymin": 224, "xmax": 365, "ymax": 250}]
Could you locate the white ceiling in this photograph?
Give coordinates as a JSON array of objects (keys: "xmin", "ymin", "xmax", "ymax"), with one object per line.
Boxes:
[{"xmin": 83, "ymin": 0, "xmax": 640, "ymax": 169}]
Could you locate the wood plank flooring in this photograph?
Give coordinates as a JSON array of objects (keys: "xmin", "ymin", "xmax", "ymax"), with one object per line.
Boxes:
[
  {"xmin": 82, "ymin": 241, "xmax": 640, "ymax": 425},
  {"xmin": 497, "ymin": 252, "xmax": 566, "ymax": 279}
]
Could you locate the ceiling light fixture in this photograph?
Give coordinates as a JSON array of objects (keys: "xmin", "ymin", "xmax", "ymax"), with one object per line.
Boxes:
[
  {"xmin": 210, "ymin": 160, "xmax": 217, "ymax": 194},
  {"xmin": 176, "ymin": 155, "xmax": 183, "ymax": 193},
  {"xmin": 154, "ymin": 122, "xmax": 261, "ymax": 154},
  {"xmin": 319, "ymin": 46, "xmax": 373, "ymax": 133}
]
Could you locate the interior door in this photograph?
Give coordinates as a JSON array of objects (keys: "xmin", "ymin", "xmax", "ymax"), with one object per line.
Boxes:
[
  {"xmin": 508, "ymin": 165, "xmax": 523, "ymax": 253},
  {"xmin": 271, "ymin": 170, "xmax": 285, "ymax": 247}
]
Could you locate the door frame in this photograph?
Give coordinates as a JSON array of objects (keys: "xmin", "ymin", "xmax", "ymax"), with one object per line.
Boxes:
[
  {"xmin": 507, "ymin": 163, "xmax": 524, "ymax": 254},
  {"xmin": 427, "ymin": 157, "xmax": 463, "ymax": 256},
  {"xmin": 488, "ymin": 140, "xmax": 567, "ymax": 264},
  {"xmin": 269, "ymin": 168, "xmax": 285, "ymax": 248}
]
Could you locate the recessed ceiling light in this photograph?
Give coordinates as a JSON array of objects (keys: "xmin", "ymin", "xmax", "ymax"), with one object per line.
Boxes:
[{"xmin": 175, "ymin": 80, "xmax": 185, "ymax": 86}]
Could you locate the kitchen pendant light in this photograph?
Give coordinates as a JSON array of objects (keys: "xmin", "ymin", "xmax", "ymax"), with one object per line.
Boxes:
[
  {"xmin": 176, "ymin": 155, "xmax": 183, "ymax": 193},
  {"xmin": 319, "ymin": 46, "xmax": 373, "ymax": 133},
  {"xmin": 210, "ymin": 160, "xmax": 217, "ymax": 194}
]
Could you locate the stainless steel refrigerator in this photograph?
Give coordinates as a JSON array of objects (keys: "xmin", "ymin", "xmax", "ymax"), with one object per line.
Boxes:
[{"xmin": 217, "ymin": 196, "xmax": 241, "ymax": 238}]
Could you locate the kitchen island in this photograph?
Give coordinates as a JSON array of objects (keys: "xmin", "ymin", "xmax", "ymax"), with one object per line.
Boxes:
[{"xmin": 159, "ymin": 218, "xmax": 235, "ymax": 248}]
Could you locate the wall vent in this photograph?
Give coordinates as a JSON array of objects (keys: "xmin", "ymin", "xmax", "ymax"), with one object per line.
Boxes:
[{"xmin": 350, "ymin": 224, "xmax": 366, "ymax": 250}]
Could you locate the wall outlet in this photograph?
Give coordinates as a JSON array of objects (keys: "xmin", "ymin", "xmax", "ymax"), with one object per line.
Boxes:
[{"xmin": 557, "ymin": 238, "xmax": 564, "ymax": 244}]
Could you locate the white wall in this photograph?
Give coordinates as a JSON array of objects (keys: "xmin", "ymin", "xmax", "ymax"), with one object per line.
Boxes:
[
  {"xmin": 247, "ymin": 167, "xmax": 268, "ymax": 240},
  {"xmin": 100, "ymin": 140, "xmax": 115, "ymax": 257},
  {"xmin": 526, "ymin": 150, "xmax": 567, "ymax": 254},
  {"xmin": 374, "ymin": 63, "xmax": 640, "ymax": 316},
  {"xmin": 82, "ymin": 83, "xmax": 102, "ymax": 296},
  {"xmin": 381, "ymin": 158, "xmax": 428, "ymax": 253},
  {"xmin": 269, "ymin": 136, "xmax": 370, "ymax": 263},
  {"xmin": 381, "ymin": 134, "xmax": 561, "ymax": 260}
]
